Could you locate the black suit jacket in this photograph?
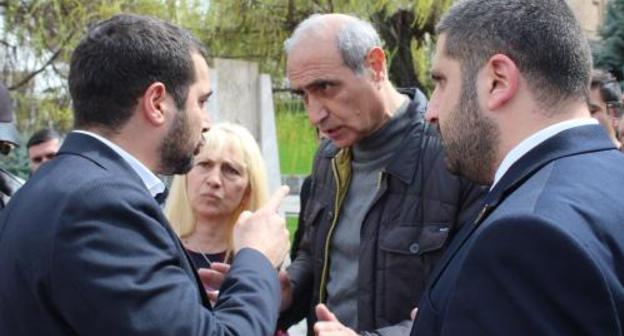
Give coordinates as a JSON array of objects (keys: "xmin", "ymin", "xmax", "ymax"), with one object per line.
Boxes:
[
  {"xmin": 0, "ymin": 132, "xmax": 280, "ymax": 335},
  {"xmin": 412, "ymin": 125, "xmax": 624, "ymax": 335}
]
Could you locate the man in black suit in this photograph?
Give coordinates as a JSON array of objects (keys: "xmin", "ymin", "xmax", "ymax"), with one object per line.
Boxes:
[
  {"xmin": 0, "ymin": 14, "xmax": 289, "ymax": 335},
  {"xmin": 314, "ymin": 1, "xmax": 624, "ymax": 335}
]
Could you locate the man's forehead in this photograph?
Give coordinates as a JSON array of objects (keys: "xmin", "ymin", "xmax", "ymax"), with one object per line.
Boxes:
[{"xmin": 286, "ymin": 56, "xmax": 345, "ymax": 89}]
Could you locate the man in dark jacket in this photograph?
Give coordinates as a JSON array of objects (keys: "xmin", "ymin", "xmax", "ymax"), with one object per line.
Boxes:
[{"xmin": 280, "ymin": 13, "xmax": 485, "ymax": 335}]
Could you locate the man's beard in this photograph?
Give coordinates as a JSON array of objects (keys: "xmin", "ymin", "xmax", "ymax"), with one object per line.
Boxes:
[
  {"xmin": 439, "ymin": 78, "xmax": 500, "ymax": 185},
  {"xmin": 158, "ymin": 107, "xmax": 198, "ymax": 175}
]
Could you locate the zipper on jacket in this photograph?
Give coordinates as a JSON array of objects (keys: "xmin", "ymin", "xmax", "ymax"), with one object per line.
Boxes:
[{"xmin": 318, "ymin": 156, "xmax": 348, "ymax": 304}]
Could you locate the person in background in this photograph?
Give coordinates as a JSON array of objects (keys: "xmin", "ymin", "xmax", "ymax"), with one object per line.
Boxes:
[
  {"xmin": 0, "ymin": 82, "xmax": 24, "ymax": 208},
  {"xmin": 165, "ymin": 122, "xmax": 269, "ymax": 268},
  {"xmin": 26, "ymin": 128, "xmax": 61, "ymax": 174},
  {"xmin": 166, "ymin": 122, "xmax": 291, "ymax": 336},
  {"xmin": 589, "ymin": 69, "xmax": 623, "ymax": 149}
]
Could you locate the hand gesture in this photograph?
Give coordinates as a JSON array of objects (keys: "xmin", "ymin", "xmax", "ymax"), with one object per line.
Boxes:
[
  {"xmin": 314, "ymin": 304, "xmax": 358, "ymax": 336},
  {"xmin": 233, "ymin": 186, "xmax": 290, "ymax": 267}
]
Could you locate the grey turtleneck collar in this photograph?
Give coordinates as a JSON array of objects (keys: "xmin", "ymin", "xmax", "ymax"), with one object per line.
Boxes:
[{"xmin": 352, "ymin": 98, "xmax": 411, "ymax": 163}]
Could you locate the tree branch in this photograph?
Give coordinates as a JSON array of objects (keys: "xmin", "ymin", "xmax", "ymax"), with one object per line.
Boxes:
[{"xmin": 8, "ymin": 30, "xmax": 75, "ymax": 91}]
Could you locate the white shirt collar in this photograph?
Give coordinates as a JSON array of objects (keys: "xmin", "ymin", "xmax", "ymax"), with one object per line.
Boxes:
[
  {"xmin": 492, "ymin": 118, "xmax": 598, "ymax": 189},
  {"xmin": 72, "ymin": 130, "xmax": 166, "ymax": 197}
]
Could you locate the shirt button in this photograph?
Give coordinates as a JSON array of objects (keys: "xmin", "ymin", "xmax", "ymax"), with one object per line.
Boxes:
[{"xmin": 409, "ymin": 243, "xmax": 420, "ymax": 254}]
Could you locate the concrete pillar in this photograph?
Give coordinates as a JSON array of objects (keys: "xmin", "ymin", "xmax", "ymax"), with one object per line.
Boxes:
[
  {"xmin": 204, "ymin": 58, "xmax": 282, "ymax": 196},
  {"xmin": 259, "ymin": 74, "xmax": 282, "ymax": 194}
]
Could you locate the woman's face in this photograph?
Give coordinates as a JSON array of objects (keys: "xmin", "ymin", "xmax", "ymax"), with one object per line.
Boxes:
[{"xmin": 186, "ymin": 143, "xmax": 250, "ymax": 220}]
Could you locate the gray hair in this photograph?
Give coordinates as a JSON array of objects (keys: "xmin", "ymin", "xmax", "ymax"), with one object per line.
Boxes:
[
  {"xmin": 437, "ymin": 0, "xmax": 592, "ymax": 111},
  {"xmin": 284, "ymin": 14, "xmax": 382, "ymax": 74}
]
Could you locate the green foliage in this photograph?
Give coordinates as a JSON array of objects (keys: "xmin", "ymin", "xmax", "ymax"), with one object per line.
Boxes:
[
  {"xmin": 594, "ymin": 0, "xmax": 624, "ymax": 81},
  {"xmin": 1, "ymin": 0, "xmax": 210, "ymax": 136},
  {"xmin": 274, "ymin": 95, "xmax": 318, "ymax": 175},
  {"xmin": 411, "ymin": 35, "xmax": 434, "ymax": 94},
  {"xmin": 2, "ymin": 0, "xmax": 451, "ymax": 154},
  {"xmin": 203, "ymin": 0, "xmax": 452, "ymax": 87},
  {"xmin": 286, "ymin": 215, "xmax": 298, "ymax": 242}
]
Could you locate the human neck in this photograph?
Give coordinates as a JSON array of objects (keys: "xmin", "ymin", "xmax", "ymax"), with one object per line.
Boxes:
[
  {"xmin": 366, "ymin": 83, "xmax": 409, "ymax": 135},
  {"xmin": 184, "ymin": 217, "xmax": 230, "ymax": 254},
  {"xmin": 381, "ymin": 84, "xmax": 409, "ymax": 119}
]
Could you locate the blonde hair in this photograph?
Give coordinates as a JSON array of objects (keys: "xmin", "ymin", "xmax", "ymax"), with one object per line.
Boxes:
[{"xmin": 164, "ymin": 122, "xmax": 270, "ymax": 257}]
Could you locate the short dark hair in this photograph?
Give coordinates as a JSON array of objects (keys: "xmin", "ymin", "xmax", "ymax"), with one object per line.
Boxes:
[
  {"xmin": 27, "ymin": 128, "xmax": 60, "ymax": 149},
  {"xmin": 69, "ymin": 14, "xmax": 207, "ymax": 131},
  {"xmin": 436, "ymin": 0, "xmax": 591, "ymax": 111},
  {"xmin": 591, "ymin": 69, "xmax": 623, "ymax": 103}
]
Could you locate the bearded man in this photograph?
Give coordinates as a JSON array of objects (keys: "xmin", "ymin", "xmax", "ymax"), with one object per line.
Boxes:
[{"xmin": 0, "ymin": 14, "xmax": 289, "ymax": 336}]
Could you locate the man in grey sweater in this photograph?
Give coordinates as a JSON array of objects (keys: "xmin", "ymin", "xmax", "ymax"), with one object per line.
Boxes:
[{"xmin": 279, "ymin": 13, "xmax": 485, "ymax": 336}]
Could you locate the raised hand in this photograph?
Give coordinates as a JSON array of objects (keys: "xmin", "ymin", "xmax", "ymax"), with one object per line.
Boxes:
[{"xmin": 233, "ymin": 186, "xmax": 290, "ymax": 267}]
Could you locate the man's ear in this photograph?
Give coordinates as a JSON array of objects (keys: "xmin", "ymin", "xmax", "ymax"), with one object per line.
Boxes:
[
  {"xmin": 483, "ymin": 54, "xmax": 519, "ymax": 110},
  {"xmin": 365, "ymin": 47, "xmax": 387, "ymax": 82},
  {"xmin": 140, "ymin": 82, "xmax": 168, "ymax": 127}
]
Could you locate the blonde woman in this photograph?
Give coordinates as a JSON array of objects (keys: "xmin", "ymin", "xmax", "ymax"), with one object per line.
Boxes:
[{"xmin": 165, "ymin": 122, "xmax": 269, "ymax": 267}]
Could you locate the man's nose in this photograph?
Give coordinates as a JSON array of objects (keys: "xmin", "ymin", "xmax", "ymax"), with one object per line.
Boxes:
[
  {"xmin": 425, "ymin": 101, "xmax": 439, "ymax": 124},
  {"xmin": 307, "ymin": 97, "xmax": 329, "ymax": 126}
]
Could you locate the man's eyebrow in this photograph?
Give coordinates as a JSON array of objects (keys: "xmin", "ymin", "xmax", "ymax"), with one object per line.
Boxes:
[
  {"xmin": 308, "ymin": 79, "xmax": 338, "ymax": 87},
  {"xmin": 289, "ymin": 78, "xmax": 340, "ymax": 96}
]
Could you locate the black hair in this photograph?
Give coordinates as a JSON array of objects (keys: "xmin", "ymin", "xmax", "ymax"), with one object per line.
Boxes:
[
  {"xmin": 69, "ymin": 14, "xmax": 207, "ymax": 131},
  {"xmin": 436, "ymin": 0, "xmax": 592, "ymax": 111},
  {"xmin": 26, "ymin": 128, "xmax": 60, "ymax": 149},
  {"xmin": 591, "ymin": 69, "xmax": 623, "ymax": 103}
]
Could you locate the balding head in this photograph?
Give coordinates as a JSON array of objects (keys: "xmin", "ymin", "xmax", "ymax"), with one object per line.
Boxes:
[{"xmin": 285, "ymin": 14, "xmax": 382, "ymax": 75}]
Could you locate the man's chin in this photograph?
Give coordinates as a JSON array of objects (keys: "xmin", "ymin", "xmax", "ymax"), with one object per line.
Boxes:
[
  {"xmin": 330, "ymin": 135, "xmax": 356, "ymax": 149},
  {"xmin": 158, "ymin": 156, "xmax": 194, "ymax": 176}
]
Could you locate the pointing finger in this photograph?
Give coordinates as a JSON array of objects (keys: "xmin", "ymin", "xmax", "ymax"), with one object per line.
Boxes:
[{"xmin": 260, "ymin": 185, "xmax": 289, "ymax": 214}]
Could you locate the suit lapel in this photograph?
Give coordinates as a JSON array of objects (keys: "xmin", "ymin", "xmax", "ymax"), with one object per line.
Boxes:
[
  {"xmin": 426, "ymin": 124, "xmax": 615, "ymax": 289},
  {"xmin": 59, "ymin": 132, "xmax": 212, "ymax": 307}
]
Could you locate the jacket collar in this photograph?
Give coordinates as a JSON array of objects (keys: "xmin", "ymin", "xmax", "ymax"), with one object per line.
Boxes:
[
  {"xmin": 426, "ymin": 124, "xmax": 616, "ymax": 291},
  {"xmin": 58, "ymin": 132, "xmax": 146, "ymax": 190},
  {"xmin": 321, "ymin": 87, "xmax": 429, "ymax": 184},
  {"xmin": 483, "ymin": 124, "xmax": 615, "ymax": 213}
]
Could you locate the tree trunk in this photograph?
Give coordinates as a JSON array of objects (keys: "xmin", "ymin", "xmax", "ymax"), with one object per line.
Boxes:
[{"xmin": 372, "ymin": 9, "xmax": 422, "ymax": 90}]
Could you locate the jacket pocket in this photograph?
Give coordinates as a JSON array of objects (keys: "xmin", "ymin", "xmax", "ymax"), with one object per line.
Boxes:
[
  {"xmin": 377, "ymin": 224, "xmax": 451, "ymax": 321},
  {"xmin": 379, "ymin": 223, "xmax": 450, "ymax": 256}
]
